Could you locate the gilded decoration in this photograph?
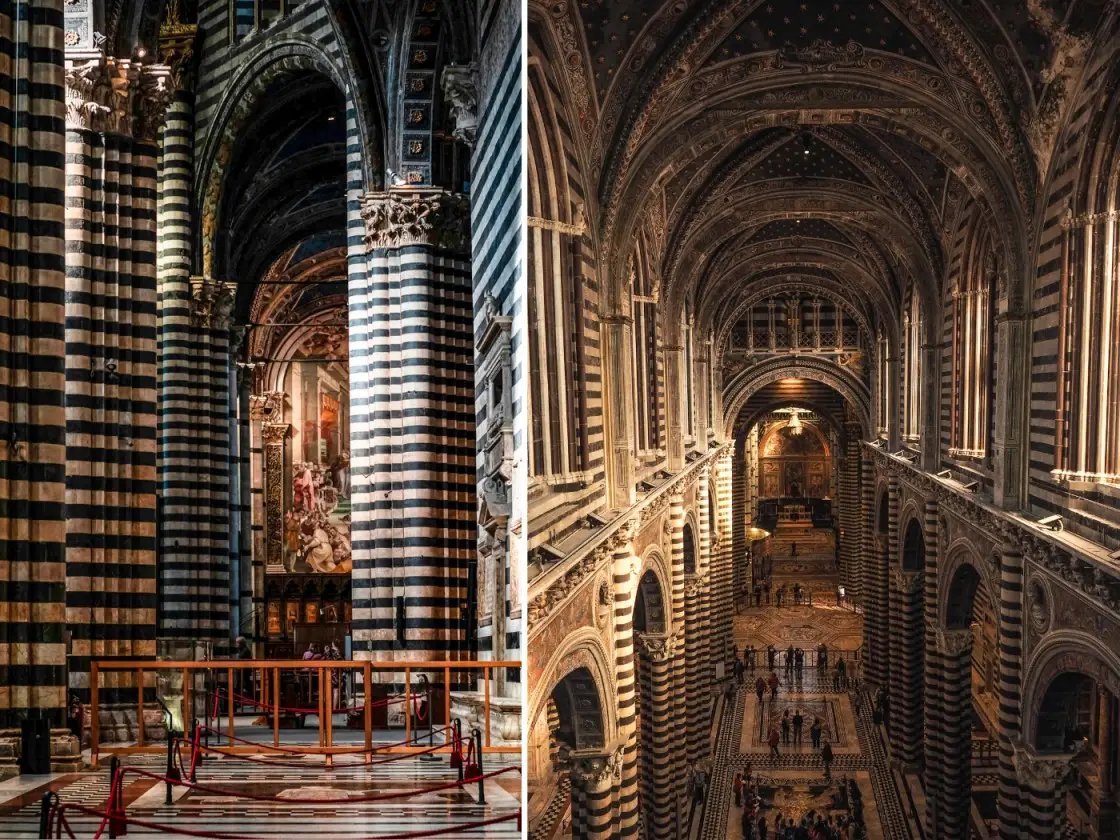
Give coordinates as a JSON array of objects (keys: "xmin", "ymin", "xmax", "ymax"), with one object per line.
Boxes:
[{"xmin": 360, "ymin": 188, "xmax": 471, "ymax": 251}]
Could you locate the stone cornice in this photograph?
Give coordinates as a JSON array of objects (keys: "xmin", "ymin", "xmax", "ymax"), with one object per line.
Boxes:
[
  {"xmin": 360, "ymin": 188, "xmax": 470, "ymax": 252},
  {"xmin": 863, "ymin": 442, "xmax": 1120, "ymax": 619},
  {"xmin": 527, "ymin": 444, "xmax": 731, "ymax": 637}
]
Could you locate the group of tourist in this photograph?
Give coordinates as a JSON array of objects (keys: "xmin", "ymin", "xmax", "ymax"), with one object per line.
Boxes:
[
  {"xmin": 733, "ymin": 772, "xmax": 868, "ymax": 839},
  {"xmin": 748, "ymin": 579, "xmax": 816, "ymax": 608},
  {"xmin": 734, "ymin": 644, "xmax": 854, "ymax": 693}
]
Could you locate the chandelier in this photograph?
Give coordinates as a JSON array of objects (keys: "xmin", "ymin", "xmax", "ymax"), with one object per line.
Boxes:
[{"xmin": 787, "ymin": 409, "xmax": 803, "ymax": 435}]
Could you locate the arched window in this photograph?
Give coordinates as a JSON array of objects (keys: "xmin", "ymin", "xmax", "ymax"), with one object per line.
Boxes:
[
  {"xmin": 526, "ymin": 52, "xmax": 588, "ymax": 481},
  {"xmin": 1057, "ymin": 90, "xmax": 1120, "ymax": 482},
  {"xmin": 628, "ymin": 236, "xmax": 662, "ymax": 459},
  {"xmin": 903, "ymin": 289, "xmax": 922, "ymax": 442},
  {"xmin": 949, "ymin": 212, "xmax": 994, "ymax": 459},
  {"xmin": 876, "ymin": 329, "xmax": 889, "ymax": 439}
]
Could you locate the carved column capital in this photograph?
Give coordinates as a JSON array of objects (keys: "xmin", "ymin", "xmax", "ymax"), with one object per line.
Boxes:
[
  {"xmin": 891, "ymin": 569, "xmax": 922, "ymax": 594},
  {"xmin": 189, "ymin": 276, "xmax": 235, "ymax": 329},
  {"xmin": 636, "ymin": 632, "xmax": 677, "ymax": 662},
  {"xmin": 261, "ymin": 423, "xmax": 291, "ymax": 446},
  {"xmin": 570, "ymin": 743, "xmax": 624, "ymax": 791},
  {"xmin": 134, "ymin": 64, "xmax": 175, "ymax": 143},
  {"xmin": 440, "ymin": 62, "xmax": 478, "ymax": 147},
  {"xmin": 1012, "ymin": 743, "xmax": 1074, "ymax": 793},
  {"xmin": 360, "ymin": 188, "xmax": 470, "ymax": 251},
  {"xmin": 935, "ymin": 628, "xmax": 973, "ymax": 657}
]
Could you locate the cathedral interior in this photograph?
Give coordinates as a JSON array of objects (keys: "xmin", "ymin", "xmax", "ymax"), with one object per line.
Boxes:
[
  {"xmin": 525, "ymin": 1, "xmax": 1120, "ymax": 838},
  {"xmin": 0, "ymin": 0, "xmax": 523, "ymax": 835}
]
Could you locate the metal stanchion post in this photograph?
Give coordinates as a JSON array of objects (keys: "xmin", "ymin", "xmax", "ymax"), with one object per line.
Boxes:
[
  {"xmin": 419, "ymin": 675, "xmax": 440, "ymax": 762},
  {"xmin": 472, "ymin": 727, "xmax": 485, "ymax": 805},
  {"xmin": 108, "ymin": 755, "xmax": 126, "ymax": 838},
  {"xmin": 164, "ymin": 725, "xmax": 181, "ymax": 805},
  {"xmin": 452, "ymin": 718, "xmax": 464, "ymax": 781},
  {"xmin": 38, "ymin": 791, "xmax": 56, "ymax": 839}
]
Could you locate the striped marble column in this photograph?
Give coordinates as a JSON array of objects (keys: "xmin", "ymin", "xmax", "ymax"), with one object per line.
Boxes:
[
  {"xmin": 921, "ymin": 500, "xmax": 945, "ymax": 836},
  {"xmin": 996, "ymin": 541, "xmax": 1026, "ymax": 840},
  {"xmin": 838, "ymin": 428, "xmax": 861, "ymax": 594},
  {"xmin": 155, "ymin": 82, "xmax": 232, "ymax": 646},
  {"xmin": 888, "ymin": 568, "xmax": 923, "ymax": 768},
  {"xmin": 0, "ymin": 0, "xmax": 69, "ymax": 728},
  {"xmin": 63, "ymin": 57, "xmax": 169, "ymax": 703},
  {"xmin": 636, "ymin": 632, "xmax": 675, "ymax": 840},
  {"xmin": 570, "ymin": 746, "xmax": 623, "ymax": 840},
  {"xmin": 693, "ymin": 465, "xmax": 713, "ymax": 760},
  {"xmin": 884, "ymin": 476, "xmax": 900, "ymax": 720},
  {"xmin": 860, "ymin": 452, "xmax": 882, "ymax": 685},
  {"xmin": 611, "ymin": 530, "xmax": 641, "ymax": 838},
  {"xmin": 1013, "ymin": 745, "xmax": 1073, "ymax": 838},
  {"xmin": 712, "ymin": 452, "xmax": 734, "ymax": 675},
  {"xmin": 667, "ymin": 493, "xmax": 687, "ymax": 809},
  {"xmin": 933, "ymin": 628, "xmax": 973, "ymax": 838},
  {"xmin": 352, "ymin": 189, "xmax": 474, "ymax": 664}
]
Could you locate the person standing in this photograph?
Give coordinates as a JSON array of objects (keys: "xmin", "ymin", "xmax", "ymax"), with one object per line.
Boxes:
[
  {"xmin": 756, "ymin": 675, "xmax": 767, "ymax": 705},
  {"xmin": 768, "ymin": 670, "xmax": 781, "ymax": 701},
  {"xmin": 785, "ymin": 644, "xmax": 795, "ymax": 677},
  {"xmin": 781, "ymin": 709, "xmax": 791, "ymax": 745},
  {"xmin": 768, "ymin": 726, "xmax": 781, "ymax": 758},
  {"xmin": 821, "ymin": 740, "xmax": 834, "ymax": 781},
  {"xmin": 758, "ymin": 816, "xmax": 768, "ymax": 840},
  {"xmin": 810, "ymin": 717, "xmax": 822, "ymax": 749},
  {"xmin": 734, "ymin": 771, "xmax": 743, "ymax": 807},
  {"xmin": 792, "ymin": 708, "xmax": 804, "ymax": 745}
]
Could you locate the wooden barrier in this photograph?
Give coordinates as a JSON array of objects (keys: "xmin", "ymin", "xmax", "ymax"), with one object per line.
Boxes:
[{"xmin": 89, "ymin": 659, "xmax": 520, "ymax": 768}]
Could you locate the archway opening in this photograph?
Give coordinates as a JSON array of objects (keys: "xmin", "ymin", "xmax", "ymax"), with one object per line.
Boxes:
[
  {"xmin": 901, "ymin": 519, "xmax": 925, "ymax": 573},
  {"xmin": 683, "ymin": 524, "xmax": 696, "ymax": 576},
  {"xmin": 1037, "ymin": 672, "xmax": 1096, "ymax": 753}
]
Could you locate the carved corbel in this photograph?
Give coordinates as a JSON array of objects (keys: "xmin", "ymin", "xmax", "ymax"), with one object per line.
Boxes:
[{"xmin": 440, "ymin": 62, "xmax": 478, "ymax": 147}]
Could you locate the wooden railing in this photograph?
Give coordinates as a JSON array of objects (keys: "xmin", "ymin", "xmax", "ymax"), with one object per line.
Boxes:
[{"xmin": 89, "ymin": 658, "xmax": 519, "ymax": 768}]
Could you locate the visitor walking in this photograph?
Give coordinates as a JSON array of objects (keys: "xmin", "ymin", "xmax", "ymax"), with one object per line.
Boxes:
[
  {"xmin": 781, "ymin": 709, "xmax": 791, "ymax": 745},
  {"xmin": 755, "ymin": 675, "xmax": 766, "ymax": 703},
  {"xmin": 834, "ymin": 657, "xmax": 846, "ymax": 691},
  {"xmin": 822, "ymin": 740, "xmax": 834, "ymax": 781},
  {"xmin": 768, "ymin": 670, "xmax": 781, "ymax": 701},
  {"xmin": 768, "ymin": 726, "xmax": 781, "ymax": 758},
  {"xmin": 793, "ymin": 708, "xmax": 804, "ymax": 745},
  {"xmin": 810, "ymin": 717, "xmax": 822, "ymax": 749},
  {"xmin": 736, "ymin": 656, "xmax": 745, "ymax": 685}
]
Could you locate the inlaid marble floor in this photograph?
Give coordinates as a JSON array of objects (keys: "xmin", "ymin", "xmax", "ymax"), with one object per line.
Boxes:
[{"xmin": 0, "ymin": 750, "xmax": 521, "ymax": 839}]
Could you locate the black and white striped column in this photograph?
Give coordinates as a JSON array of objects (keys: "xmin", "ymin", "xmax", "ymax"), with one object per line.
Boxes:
[
  {"xmin": 838, "ymin": 427, "xmax": 861, "ymax": 594},
  {"xmin": 712, "ymin": 452, "xmax": 734, "ymax": 674},
  {"xmin": 610, "ymin": 530, "xmax": 640, "ymax": 837},
  {"xmin": 156, "ymin": 84, "xmax": 232, "ymax": 647},
  {"xmin": 63, "ymin": 57, "xmax": 170, "ymax": 702},
  {"xmin": 930, "ymin": 628, "xmax": 973, "ymax": 838},
  {"xmin": 352, "ymin": 190, "xmax": 474, "ymax": 663},
  {"xmin": 1013, "ymin": 745, "xmax": 1073, "ymax": 838},
  {"xmin": 888, "ymin": 567, "xmax": 923, "ymax": 768},
  {"xmin": 570, "ymin": 746, "xmax": 623, "ymax": 840},
  {"xmin": 667, "ymin": 492, "xmax": 687, "ymax": 817},
  {"xmin": 860, "ymin": 452, "xmax": 881, "ymax": 686},
  {"xmin": 636, "ymin": 632, "xmax": 675, "ymax": 840},
  {"xmin": 996, "ymin": 541, "xmax": 1026, "ymax": 839},
  {"xmin": 692, "ymin": 465, "xmax": 713, "ymax": 763},
  {"xmin": 0, "ymin": 0, "xmax": 69, "ymax": 729}
]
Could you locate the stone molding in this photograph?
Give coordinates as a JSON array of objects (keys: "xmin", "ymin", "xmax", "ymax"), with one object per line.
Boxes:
[
  {"xmin": 360, "ymin": 188, "xmax": 470, "ymax": 251},
  {"xmin": 526, "ymin": 444, "xmax": 731, "ymax": 636}
]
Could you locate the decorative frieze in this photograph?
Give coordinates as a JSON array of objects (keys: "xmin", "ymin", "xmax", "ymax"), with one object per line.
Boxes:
[{"xmin": 360, "ymin": 188, "xmax": 471, "ymax": 251}]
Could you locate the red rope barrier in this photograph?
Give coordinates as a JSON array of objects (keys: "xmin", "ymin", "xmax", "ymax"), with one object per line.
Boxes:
[
  {"xmin": 209, "ymin": 688, "xmax": 406, "ymax": 716},
  {"xmin": 192, "ymin": 732, "xmax": 452, "ymax": 769},
  {"xmin": 194, "ymin": 722, "xmax": 452, "ymax": 756},
  {"xmin": 56, "ymin": 802, "xmax": 520, "ymax": 840},
  {"xmin": 108, "ymin": 763, "xmax": 520, "ymax": 806}
]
